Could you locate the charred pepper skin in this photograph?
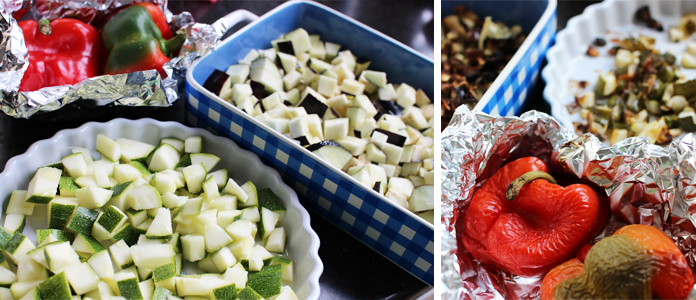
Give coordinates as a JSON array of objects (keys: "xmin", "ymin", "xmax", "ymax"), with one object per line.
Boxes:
[
  {"xmin": 19, "ymin": 19, "xmax": 102, "ymax": 92},
  {"xmin": 461, "ymin": 157, "xmax": 606, "ymax": 277},
  {"xmin": 101, "ymin": 4, "xmax": 185, "ymax": 77}
]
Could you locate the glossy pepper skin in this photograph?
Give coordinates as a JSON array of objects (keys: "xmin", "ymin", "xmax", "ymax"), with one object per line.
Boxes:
[
  {"xmin": 19, "ymin": 19, "xmax": 101, "ymax": 92},
  {"xmin": 461, "ymin": 157, "xmax": 606, "ymax": 277},
  {"xmin": 101, "ymin": 3, "xmax": 184, "ymax": 77},
  {"xmin": 541, "ymin": 224, "xmax": 694, "ymax": 300}
]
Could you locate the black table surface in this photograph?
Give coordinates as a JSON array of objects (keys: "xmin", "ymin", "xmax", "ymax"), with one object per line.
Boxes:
[{"xmin": 0, "ymin": 1, "xmax": 434, "ymax": 300}]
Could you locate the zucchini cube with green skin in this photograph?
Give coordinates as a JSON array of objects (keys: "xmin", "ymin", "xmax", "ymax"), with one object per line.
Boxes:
[
  {"xmin": 73, "ymin": 233, "xmax": 106, "ymax": 254},
  {"xmin": 207, "ymin": 169, "xmax": 228, "ymax": 189},
  {"xmin": 210, "ymin": 283, "xmax": 237, "ymax": 300},
  {"xmin": 114, "ymin": 164, "xmax": 142, "ymax": 184},
  {"xmin": 36, "ymin": 229, "xmax": 74, "ymax": 246},
  {"xmin": 191, "ymin": 153, "xmax": 220, "ymax": 172},
  {"xmin": 166, "ymin": 232, "xmax": 182, "ymax": 254},
  {"xmin": 185, "ymin": 136, "xmax": 203, "ymax": 153},
  {"xmin": 223, "ymin": 178, "xmax": 249, "ymax": 203},
  {"xmin": 110, "ymin": 240, "xmax": 134, "ymax": 270},
  {"xmin": 241, "ymin": 206, "xmax": 261, "ymax": 223},
  {"xmin": 182, "ymin": 197, "xmax": 203, "ymax": 217},
  {"xmin": 181, "ymin": 234, "xmax": 205, "ymax": 262},
  {"xmin": 257, "ymin": 188, "xmax": 287, "ymax": 222},
  {"xmin": 139, "ymin": 278, "xmax": 155, "ymax": 299},
  {"xmin": 135, "ymin": 219, "xmax": 153, "ymax": 234},
  {"xmin": 265, "ymin": 227, "xmax": 287, "ymax": 254},
  {"xmin": 38, "ymin": 272, "xmax": 71, "ymax": 300},
  {"xmin": 161, "ymin": 192, "xmax": 187, "ymax": 209},
  {"xmin": 25, "ymin": 167, "xmax": 61, "ymax": 204},
  {"xmin": 269, "ymin": 256, "xmax": 293, "ymax": 282},
  {"xmin": 96, "ymin": 134, "xmax": 122, "ymax": 162},
  {"xmin": 44, "ymin": 241, "xmax": 79, "ymax": 273},
  {"xmin": 7, "ymin": 190, "xmax": 33, "ymax": 216},
  {"xmin": 239, "ymin": 181, "xmax": 258, "ymax": 208},
  {"xmin": 183, "ymin": 163, "xmax": 207, "ymax": 195},
  {"xmin": 152, "ymin": 263, "xmax": 176, "ymax": 292},
  {"xmin": 10, "ymin": 280, "xmax": 41, "ymax": 299},
  {"xmin": 222, "ymin": 263, "xmax": 247, "ymax": 288},
  {"xmin": 258, "ymin": 207, "xmax": 280, "ymax": 241},
  {"xmin": 61, "ymin": 152, "xmax": 88, "ymax": 178},
  {"xmin": 92, "ymin": 206, "xmax": 127, "ymax": 241},
  {"xmin": 126, "ymin": 208, "xmax": 149, "ymax": 227},
  {"xmin": 47, "ymin": 196, "xmax": 78, "ymax": 229},
  {"xmin": 202, "ymin": 177, "xmax": 220, "ymax": 201},
  {"xmin": 111, "ymin": 223, "xmax": 139, "ymax": 246},
  {"xmin": 76, "ymin": 185, "xmax": 114, "ymax": 209},
  {"xmin": 130, "ymin": 244, "xmax": 175, "ymax": 269},
  {"xmin": 196, "ymin": 256, "xmax": 219, "ymax": 273},
  {"xmin": 109, "ymin": 180, "xmax": 135, "ymax": 211},
  {"xmin": 146, "ymin": 208, "xmax": 172, "ymax": 240},
  {"xmin": 0, "ymin": 266, "xmax": 16, "ymax": 288},
  {"xmin": 16, "ymin": 257, "xmax": 47, "ymax": 282},
  {"xmin": 127, "ymin": 184, "xmax": 162, "ymax": 210},
  {"xmin": 65, "ymin": 262, "xmax": 100, "ymax": 295},
  {"xmin": 65, "ymin": 206, "xmax": 99, "ymax": 236},
  {"xmin": 0, "ymin": 252, "xmax": 8, "ymax": 270},
  {"xmin": 59, "ymin": 176, "xmax": 80, "ymax": 197},
  {"xmin": 3, "ymin": 214, "xmax": 25, "ymax": 234},
  {"xmin": 130, "ymin": 161, "xmax": 152, "ymax": 176},
  {"xmin": 116, "ymin": 268, "xmax": 143, "ymax": 300},
  {"xmin": 204, "ymin": 224, "xmax": 233, "ymax": 253},
  {"xmin": 152, "ymin": 286, "xmax": 173, "ymax": 300},
  {"xmin": 153, "ymin": 172, "xmax": 177, "ymax": 194},
  {"xmin": 87, "ymin": 249, "xmax": 115, "ymax": 279},
  {"xmin": 247, "ymin": 264, "xmax": 282, "ymax": 298},
  {"xmin": 4, "ymin": 232, "xmax": 35, "ymax": 264},
  {"xmin": 148, "ymin": 143, "xmax": 182, "ymax": 172},
  {"xmin": 217, "ymin": 210, "xmax": 242, "ymax": 228},
  {"xmin": 237, "ymin": 287, "xmax": 264, "ymax": 300},
  {"xmin": 0, "ymin": 226, "xmax": 13, "ymax": 250},
  {"xmin": 117, "ymin": 138, "xmax": 156, "ymax": 163},
  {"xmin": 174, "ymin": 153, "xmax": 192, "ymax": 169}
]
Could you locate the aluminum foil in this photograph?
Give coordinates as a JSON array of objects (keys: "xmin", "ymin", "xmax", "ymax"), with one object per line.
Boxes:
[
  {"xmin": 0, "ymin": 0, "xmax": 231, "ymax": 118},
  {"xmin": 440, "ymin": 106, "xmax": 690, "ymax": 299}
]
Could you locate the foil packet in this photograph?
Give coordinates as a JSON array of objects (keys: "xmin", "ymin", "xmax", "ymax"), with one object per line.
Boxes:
[
  {"xmin": 0, "ymin": 0, "xmax": 239, "ymax": 118},
  {"xmin": 441, "ymin": 106, "xmax": 695, "ymax": 299}
]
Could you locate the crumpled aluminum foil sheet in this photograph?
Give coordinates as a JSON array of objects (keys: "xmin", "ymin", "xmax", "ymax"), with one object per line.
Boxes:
[
  {"xmin": 0, "ymin": 0, "xmax": 235, "ymax": 118},
  {"xmin": 440, "ymin": 106, "xmax": 694, "ymax": 300}
]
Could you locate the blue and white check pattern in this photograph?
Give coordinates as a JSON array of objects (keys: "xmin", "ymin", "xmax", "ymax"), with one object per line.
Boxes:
[
  {"xmin": 482, "ymin": 12, "xmax": 557, "ymax": 117},
  {"xmin": 185, "ymin": 84, "xmax": 435, "ymax": 285}
]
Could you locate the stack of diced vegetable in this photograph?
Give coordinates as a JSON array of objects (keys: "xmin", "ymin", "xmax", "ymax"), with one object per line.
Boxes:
[{"xmin": 0, "ymin": 134, "xmax": 298, "ymax": 300}]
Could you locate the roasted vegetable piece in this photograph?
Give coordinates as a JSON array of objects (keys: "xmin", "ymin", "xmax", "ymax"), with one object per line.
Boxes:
[
  {"xmin": 460, "ymin": 157, "xmax": 607, "ymax": 276},
  {"xmin": 541, "ymin": 224, "xmax": 694, "ymax": 300},
  {"xmin": 101, "ymin": 3, "xmax": 185, "ymax": 77},
  {"xmin": 18, "ymin": 19, "xmax": 102, "ymax": 92}
]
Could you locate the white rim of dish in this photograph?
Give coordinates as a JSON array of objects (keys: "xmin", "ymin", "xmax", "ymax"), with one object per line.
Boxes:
[
  {"xmin": 186, "ymin": 0, "xmax": 435, "ymax": 230},
  {"xmin": 0, "ymin": 117, "xmax": 324, "ymax": 300},
  {"xmin": 541, "ymin": 0, "xmax": 615, "ymax": 130},
  {"xmin": 472, "ymin": 0, "xmax": 558, "ymax": 113}
]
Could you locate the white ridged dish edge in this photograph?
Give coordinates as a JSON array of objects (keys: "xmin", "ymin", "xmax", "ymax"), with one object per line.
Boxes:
[
  {"xmin": 0, "ymin": 118, "xmax": 322, "ymax": 300},
  {"xmin": 543, "ymin": 0, "xmax": 696, "ymax": 131}
]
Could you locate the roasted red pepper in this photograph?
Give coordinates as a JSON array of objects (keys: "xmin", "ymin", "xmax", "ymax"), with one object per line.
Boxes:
[
  {"xmin": 18, "ymin": 19, "xmax": 101, "ymax": 92},
  {"xmin": 541, "ymin": 224, "xmax": 694, "ymax": 300},
  {"xmin": 461, "ymin": 157, "xmax": 607, "ymax": 276},
  {"xmin": 101, "ymin": 3, "xmax": 184, "ymax": 77}
]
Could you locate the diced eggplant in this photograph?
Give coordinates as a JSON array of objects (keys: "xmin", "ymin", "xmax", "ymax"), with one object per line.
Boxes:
[
  {"xmin": 373, "ymin": 129, "xmax": 407, "ymax": 148},
  {"xmin": 203, "ymin": 70, "xmax": 230, "ymax": 96},
  {"xmin": 276, "ymin": 41, "xmax": 295, "ymax": 56}
]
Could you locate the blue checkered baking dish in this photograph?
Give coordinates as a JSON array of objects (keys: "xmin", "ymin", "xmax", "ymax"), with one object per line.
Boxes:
[
  {"xmin": 185, "ymin": 0, "xmax": 434, "ymax": 285},
  {"xmin": 444, "ymin": 0, "xmax": 557, "ymax": 117}
]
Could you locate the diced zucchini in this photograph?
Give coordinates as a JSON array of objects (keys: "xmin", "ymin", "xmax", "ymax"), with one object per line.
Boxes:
[
  {"xmin": 152, "ymin": 263, "xmax": 176, "ymax": 292},
  {"xmin": 87, "ymin": 249, "xmax": 115, "ymax": 279},
  {"xmin": 7, "ymin": 190, "xmax": 33, "ymax": 216},
  {"xmin": 44, "ymin": 241, "xmax": 80, "ymax": 274},
  {"xmin": 184, "ymin": 136, "xmax": 203, "ymax": 153},
  {"xmin": 111, "ymin": 223, "xmax": 139, "ymax": 246},
  {"xmin": 76, "ymin": 186, "xmax": 114, "ymax": 209},
  {"xmin": 237, "ymin": 286, "xmax": 264, "ymax": 300},
  {"xmin": 160, "ymin": 138, "xmax": 185, "ymax": 154},
  {"xmin": 258, "ymin": 208, "xmax": 279, "ymax": 241},
  {"xmin": 203, "ymin": 224, "xmax": 233, "ymax": 253},
  {"xmin": 92, "ymin": 206, "xmax": 127, "ymax": 241},
  {"xmin": 116, "ymin": 267, "xmax": 143, "ymax": 300},
  {"xmin": 36, "ymin": 229, "xmax": 73, "ymax": 246},
  {"xmin": 130, "ymin": 244, "xmax": 175, "ymax": 269},
  {"xmin": 37, "ymin": 272, "xmax": 71, "ymax": 300},
  {"xmin": 210, "ymin": 283, "xmax": 237, "ymax": 300},
  {"xmin": 3, "ymin": 214, "xmax": 25, "ymax": 234},
  {"xmin": 265, "ymin": 227, "xmax": 287, "ymax": 254},
  {"xmin": 58, "ymin": 176, "xmax": 80, "ymax": 197},
  {"xmin": 247, "ymin": 264, "xmax": 282, "ymax": 298},
  {"xmin": 223, "ymin": 179, "xmax": 248, "ymax": 203},
  {"xmin": 146, "ymin": 208, "xmax": 172, "ymax": 240},
  {"xmin": 148, "ymin": 143, "xmax": 182, "ymax": 172},
  {"xmin": 110, "ymin": 240, "xmax": 134, "ymax": 270},
  {"xmin": 190, "ymin": 153, "xmax": 220, "ymax": 172},
  {"xmin": 207, "ymin": 169, "xmax": 228, "ymax": 189},
  {"xmin": 65, "ymin": 262, "xmax": 100, "ymax": 295},
  {"xmin": 25, "ymin": 167, "xmax": 61, "ymax": 204},
  {"xmin": 183, "ymin": 163, "xmax": 207, "ymax": 194},
  {"xmin": 181, "ymin": 234, "xmax": 205, "ymax": 262},
  {"xmin": 117, "ymin": 138, "xmax": 156, "ymax": 163},
  {"xmin": 96, "ymin": 134, "xmax": 122, "ymax": 162},
  {"xmin": 4, "ymin": 232, "xmax": 35, "ymax": 264},
  {"xmin": 65, "ymin": 206, "xmax": 99, "ymax": 236},
  {"xmin": 0, "ymin": 266, "xmax": 16, "ymax": 288},
  {"xmin": 62, "ymin": 153, "xmax": 88, "ymax": 178},
  {"xmin": 127, "ymin": 184, "xmax": 162, "ymax": 210},
  {"xmin": 239, "ymin": 182, "xmax": 258, "ymax": 208}
]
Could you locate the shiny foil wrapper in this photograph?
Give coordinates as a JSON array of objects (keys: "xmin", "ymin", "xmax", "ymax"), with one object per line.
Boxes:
[
  {"xmin": 0, "ymin": 0, "xmax": 232, "ymax": 118},
  {"xmin": 440, "ymin": 106, "xmax": 694, "ymax": 299}
]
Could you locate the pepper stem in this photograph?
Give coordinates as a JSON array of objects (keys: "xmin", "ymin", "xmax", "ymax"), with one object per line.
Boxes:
[
  {"xmin": 505, "ymin": 171, "xmax": 557, "ymax": 201},
  {"xmin": 160, "ymin": 33, "xmax": 186, "ymax": 58},
  {"xmin": 38, "ymin": 19, "xmax": 52, "ymax": 36}
]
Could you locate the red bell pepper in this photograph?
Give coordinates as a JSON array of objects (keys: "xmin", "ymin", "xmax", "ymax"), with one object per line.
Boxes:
[
  {"xmin": 460, "ymin": 157, "xmax": 607, "ymax": 276},
  {"xmin": 18, "ymin": 19, "xmax": 101, "ymax": 92}
]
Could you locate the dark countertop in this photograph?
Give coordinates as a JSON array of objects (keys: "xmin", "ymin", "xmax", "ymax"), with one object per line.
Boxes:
[{"xmin": 0, "ymin": 1, "xmax": 434, "ymax": 299}]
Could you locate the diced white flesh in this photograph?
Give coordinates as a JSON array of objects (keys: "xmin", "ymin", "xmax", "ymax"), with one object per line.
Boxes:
[
  {"xmin": 146, "ymin": 207, "xmax": 172, "ymax": 239},
  {"xmin": 25, "ymin": 167, "xmax": 61, "ymax": 203},
  {"xmin": 130, "ymin": 244, "xmax": 175, "ymax": 269},
  {"xmin": 409, "ymin": 185, "xmax": 434, "ymax": 212},
  {"xmin": 127, "ymin": 184, "xmax": 162, "ymax": 210},
  {"xmin": 65, "ymin": 262, "xmax": 100, "ymax": 295},
  {"xmin": 183, "ymin": 163, "xmax": 207, "ymax": 194},
  {"xmin": 62, "ymin": 153, "xmax": 89, "ymax": 178},
  {"xmin": 148, "ymin": 144, "xmax": 181, "ymax": 172},
  {"xmin": 96, "ymin": 134, "xmax": 121, "ymax": 162},
  {"xmin": 184, "ymin": 136, "xmax": 202, "ymax": 153},
  {"xmin": 265, "ymin": 227, "xmax": 287, "ymax": 253},
  {"xmin": 110, "ymin": 240, "xmax": 133, "ymax": 270},
  {"xmin": 88, "ymin": 250, "xmax": 115, "ymax": 279},
  {"xmin": 0, "ymin": 267, "xmax": 16, "ymax": 287},
  {"xmin": 181, "ymin": 234, "xmax": 205, "ymax": 262},
  {"xmin": 7, "ymin": 190, "xmax": 33, "ymax": 215},
  {"xmin": 312, "ymin": 145, "xmax": 352, "ymax": 170},
  {"xmin": 44, "ymin": 242, "xmax": 81, "ymax": 274},
  {"xmin": 238, "ymin": 182, "xmax": 258, "ymax": 207}
]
